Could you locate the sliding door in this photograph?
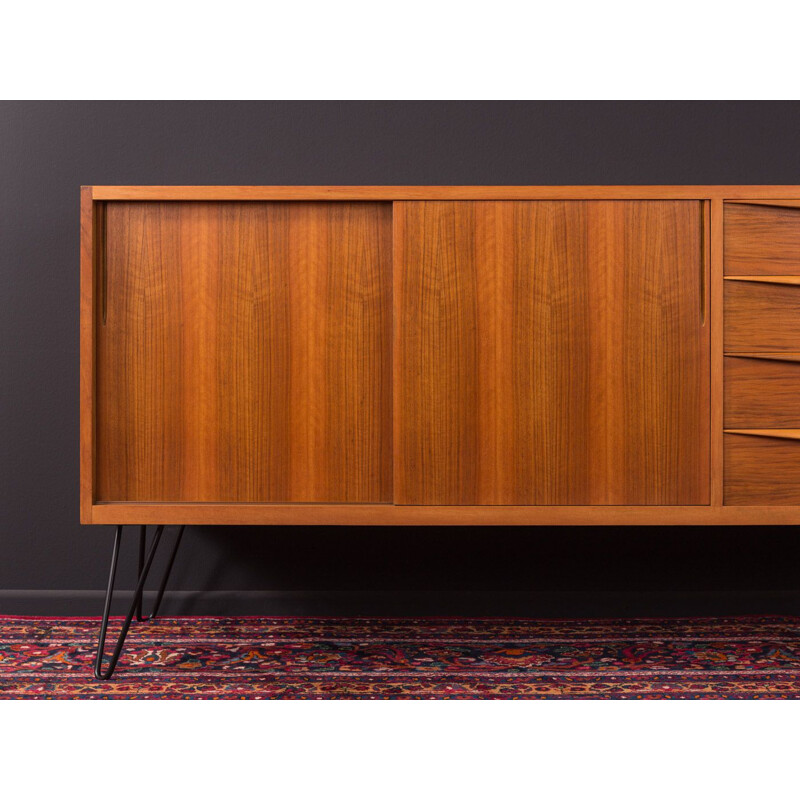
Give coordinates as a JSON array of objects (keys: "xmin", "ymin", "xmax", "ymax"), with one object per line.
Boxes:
[
  {"xmin": 96, "ymin": 201, "xmax": 393, "ymax": 503},
  {"xmin": 394, "ymin": 200, "xmax": 709, "ymax": 505}
]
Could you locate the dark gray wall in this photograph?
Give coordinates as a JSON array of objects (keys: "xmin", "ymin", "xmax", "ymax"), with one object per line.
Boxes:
[{"xmin": 2, "ymin": 101, "xmax": 799, "ymax": 617}]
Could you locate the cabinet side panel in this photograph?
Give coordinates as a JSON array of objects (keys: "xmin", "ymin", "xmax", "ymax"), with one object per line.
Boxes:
[
  {"xmin": 96, "ymin": 201, "xmax": 392, "ymax": 502},
  {"xmin": 79, "ymin": 188, "xmax": 97, "ymax": 522}
]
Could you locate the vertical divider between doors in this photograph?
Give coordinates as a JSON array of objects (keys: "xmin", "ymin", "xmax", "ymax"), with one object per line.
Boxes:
[
  {"xmin": 391, "ymin": 201, "xmax": 402, "ymax": 506},
  {"xmin": 710, "ymin": 196, "xmax": 725, "ymax": 506}
]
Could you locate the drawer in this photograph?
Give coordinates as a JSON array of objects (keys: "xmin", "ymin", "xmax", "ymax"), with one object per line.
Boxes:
[
  {"xmin": 725, "ymin": 280, "xmax": 800, "ymax": 351},
  {"xmin": 724, "ymin": 355, "xmax": 800, "ymax": 427},
  {"xmin": 724, "ymin": 431, "xmax": 800, "ymax": 505},
  {"xmin": 725, "ymin": 202, "xmax": 800, "ymax": 275}
]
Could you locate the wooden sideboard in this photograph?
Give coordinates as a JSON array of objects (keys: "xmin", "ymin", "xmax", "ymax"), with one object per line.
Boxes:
[{"xmin": 80, "ymin": 186, "xmax": 800, "ymax": 525}]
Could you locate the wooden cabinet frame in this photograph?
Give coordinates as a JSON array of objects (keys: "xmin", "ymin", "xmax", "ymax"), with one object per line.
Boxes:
[{"xmin": 81, "ymin": 186, "xmax": 800, "ymax": 525}]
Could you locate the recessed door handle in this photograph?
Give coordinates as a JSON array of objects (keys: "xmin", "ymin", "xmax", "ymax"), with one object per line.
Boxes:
[
  {"xmin": 724, "ymin": 429, "xmax": 800, "ymax": 441},
  {"xmin": 724, "ymin": 276, "xmax": 800, "ymax": 286},
  {"xmin": 726, "ymin": 353, "xmax": 800, "ymax": 363}
]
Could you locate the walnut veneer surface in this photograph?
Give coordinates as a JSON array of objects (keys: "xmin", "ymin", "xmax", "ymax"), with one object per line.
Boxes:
[{"xmin": 80, "ymin": 187, "xmax": 800, "ymax": 524}]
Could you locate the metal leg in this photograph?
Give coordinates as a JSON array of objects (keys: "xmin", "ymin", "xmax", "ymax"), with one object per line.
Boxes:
[
  {"xmin": 94, "ymin": 525, "xmax": 124, "ymax": 680},
  {"xmin": 136, "ymin": 525, "xmax": 185, "ymax": 622},
  {"xmin": 94, "ymin": 524, "xmax": 184, "ymax": 680},
  {"xmin": 135, "ymin": 525, "xmax": 146, "ymax": 621}
]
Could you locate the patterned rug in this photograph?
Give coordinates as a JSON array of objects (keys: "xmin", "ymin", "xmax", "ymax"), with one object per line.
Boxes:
[{"xmin": 1, "ymin": 616, "xmax": 799, "ymax": 699}]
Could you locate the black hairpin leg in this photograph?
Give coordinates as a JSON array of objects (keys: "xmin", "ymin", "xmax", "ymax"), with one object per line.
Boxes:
[
  {"xmin": 135, "ymin": 524, "xmax": 185, "ymax": 621},
  {"xmin": 94, "ymin": 524, "xmax": 185, "ymax": 680},
  {"xmin": 135, "ymin": 525, "xmax": 146, "ymax": 622}
]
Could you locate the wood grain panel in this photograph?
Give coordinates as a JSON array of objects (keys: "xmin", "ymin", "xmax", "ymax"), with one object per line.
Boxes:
[
  {"xmin": 509, "ymin": 202, "xmax": 592, "ymax": 504},
  {"xmin": 724, "ymin": 356, "xmax": 800, "ymax": 427},
  {"xmin": 394, "ymin": 201, "xmax": 709, "ymax": 505},
  {"xmin": 96, "ymin": 201, "xmax": 392, "ymax": 503},
  {"xmin": 605, "ymin": 201, "xmax": 709, "ymax": 505},
  {"xmin": 392, "ymin": 201, "xmax": 479, "ymax": 504},
  {"xmin": 724, "ymin": 433, "xmax": 800, "ymax": 504},
  {"xmin": 725, "ymin": 202, "xmax": 800, "ymax": 274},
  {"xmin": 724, "ymin": 281, "xmax": 800, "ymax": 351}
]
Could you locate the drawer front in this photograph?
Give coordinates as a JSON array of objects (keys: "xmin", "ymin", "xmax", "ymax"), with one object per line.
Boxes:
[
  {"xmin": 724, "ymin": 432, "xmax": 800, "ymax": 505},
  {"xmin": 724, "ymin": 356, "xmax": 800, "ymax": 427},
  {"xmin": 725, "ymin": 202, "xmax": 800, "ymax": 275},
  {"xmin": 725, "ymin": 281, "xmax": 800, "ymax": 351}
]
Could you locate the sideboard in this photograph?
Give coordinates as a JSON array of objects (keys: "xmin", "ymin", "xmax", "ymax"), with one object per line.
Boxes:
[{"xmin": 80, "ymin": 186, "xmax": 800, "ymax": 526}]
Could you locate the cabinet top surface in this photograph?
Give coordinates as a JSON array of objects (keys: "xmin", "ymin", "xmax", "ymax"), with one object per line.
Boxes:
[{"xmin": 85, "ymin": 185, "xmax": 800, "ymax": 201}]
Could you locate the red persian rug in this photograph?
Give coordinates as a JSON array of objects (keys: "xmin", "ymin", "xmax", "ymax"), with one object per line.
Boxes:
[{"xmin": 1, "ymin": 616, "xmax": 799, "ymax": 699}]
